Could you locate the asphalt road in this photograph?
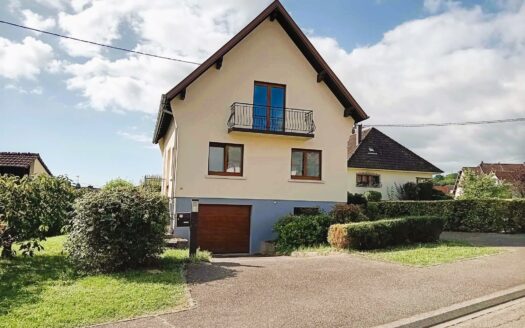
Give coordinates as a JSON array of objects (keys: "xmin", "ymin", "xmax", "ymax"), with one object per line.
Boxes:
[{"xmin": 100, "ymin": 232, "xmax": 525, "ymax": 328}]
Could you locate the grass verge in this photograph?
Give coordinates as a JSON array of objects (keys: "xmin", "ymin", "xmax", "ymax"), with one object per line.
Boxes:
[
  {"xmin": 0, "ymin": 235, "xmax": 210, "ymax": 328},
  {"xmin": 290, "ymin": 240, "xmax": 501, "ymax": 266}
]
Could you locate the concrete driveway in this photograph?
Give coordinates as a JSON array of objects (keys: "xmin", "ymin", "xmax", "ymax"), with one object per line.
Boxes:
[{"xmin": 101, "ymin": 232, "xmax": 525, "ymax": 328}]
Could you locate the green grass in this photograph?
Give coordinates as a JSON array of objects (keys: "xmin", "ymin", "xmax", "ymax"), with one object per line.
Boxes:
[
  {"xmin": 0, "ymin": 236, "xmax": 210, "ymax": 328},
  {"xmin": 359, "ymin": 240, "xmax": 501, "ymax": 266},
  {"xmin": 289, "ymin": 240, "xmax": 501, "ymax": 266}
]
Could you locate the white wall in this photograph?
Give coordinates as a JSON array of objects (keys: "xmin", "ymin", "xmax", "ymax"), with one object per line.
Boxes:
[
  {"xmin": 159, "ymin": 18, "xmax": 355, "ymax": 202},
  {"xmin": 348, "ymin": 168, "xmax": 433, "ymax": 200}
]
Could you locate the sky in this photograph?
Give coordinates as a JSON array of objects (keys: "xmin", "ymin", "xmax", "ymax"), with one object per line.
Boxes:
[{"xmin": 0, "ymin": 0, "xmax": 524, "ymax": 187}]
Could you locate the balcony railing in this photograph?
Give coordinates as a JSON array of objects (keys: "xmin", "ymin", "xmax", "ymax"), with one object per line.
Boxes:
[{"xmin": 227, "ymin": 102, "xmax": 315, "ymax": 137}]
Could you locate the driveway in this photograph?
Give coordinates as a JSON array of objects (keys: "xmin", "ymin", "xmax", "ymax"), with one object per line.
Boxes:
[{"xmin": 101, "ymin": 232, "xmax": 525, "ymax": 328}]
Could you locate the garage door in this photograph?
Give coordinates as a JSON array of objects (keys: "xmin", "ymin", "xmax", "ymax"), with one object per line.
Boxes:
[{"xmin": 197, "ymin": 204, "xmax": 251, "ymax": 254}]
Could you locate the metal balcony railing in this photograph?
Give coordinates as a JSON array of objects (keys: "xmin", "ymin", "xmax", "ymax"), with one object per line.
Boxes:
[{"xmin": 227, "ymin": 102, "xmax": 315, "ymax": 137}]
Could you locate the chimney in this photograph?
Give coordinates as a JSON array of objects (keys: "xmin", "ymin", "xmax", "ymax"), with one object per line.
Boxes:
[{"xmin": 356, "ymin": 124, "xmax": 363, "ymax": 146}]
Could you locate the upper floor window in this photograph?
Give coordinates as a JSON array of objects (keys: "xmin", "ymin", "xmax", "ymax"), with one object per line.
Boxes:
[
  {"xmin": 253, "ymin": 82, "xmax": 286, "ymax": 132},
  {"xmin": 356, "ymin": 174, "xmax": 380, "ymax": 188},
  {"xmin": 291, "ymin": 149, "xmax": 321, "ymax": 180},
  {"xmin": 208, "ymin": 142, "xmax": 243, "ymax": 176},
  {"xmin": 416, "ymin": 177, "xmax": 431, "ymax": 184}
]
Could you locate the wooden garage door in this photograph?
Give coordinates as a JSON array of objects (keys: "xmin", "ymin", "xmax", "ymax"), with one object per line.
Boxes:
[{"xmin": 197, "ymin": 205, "xmax": 251, "ymax": 254}]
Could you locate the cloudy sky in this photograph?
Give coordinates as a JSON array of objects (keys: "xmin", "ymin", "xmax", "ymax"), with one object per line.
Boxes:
[{"xmin": 1, "ymin": 0, "xmax": 524, "ymax": 186}]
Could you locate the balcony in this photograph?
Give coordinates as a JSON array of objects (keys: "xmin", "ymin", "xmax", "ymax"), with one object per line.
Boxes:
[{"xmin": 227, "ymin": 102, "xmax": 315, "ymax": 137}]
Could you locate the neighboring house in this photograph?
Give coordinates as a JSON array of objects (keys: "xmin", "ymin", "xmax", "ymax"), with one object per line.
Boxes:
[
  {"xmin": 453, "ymin": 162, "xmax": 525, "ymax": 198},
  {"xmin": 152, "ymin": 1, "xmax": 368, "ymax": 254},
  {"xmin": 0, "ymin": 152, "xmax": 52, "ymax": 177},
  {"xmin": 433, "ymin": 185, "xmax": 453, "ymax": 195},
  {"xmin": 347, "ymin": 127, "xmax": 442, "ymax": 199}
]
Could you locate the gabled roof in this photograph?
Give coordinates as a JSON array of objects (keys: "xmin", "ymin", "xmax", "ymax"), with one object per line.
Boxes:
[
  {"xmin": 0, "ymin": 152, "xmax": 52, "ymax": 175},
  {"xmin": 347, "ymin": 128, "xmax": 442, "ymax": 173},
  {"xmin": 153, "ymin": 0, "xmax": 368, "ymax": 143},
  {"xmin": 461, "ymin": 162, "xmax": 525, "ymax": 182}
]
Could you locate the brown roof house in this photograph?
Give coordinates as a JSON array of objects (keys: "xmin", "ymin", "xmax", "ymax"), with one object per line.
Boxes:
[
  {"xmin": 453, "ymin": 162, "xmax": 525, "ymax": 198},
  {"xmin": 0, "ymin": 152, "xmax": 52, "ymax": 177},
  {"xmin": 347, "ymin": 127, "xmax": 442, "ymax": 199}
]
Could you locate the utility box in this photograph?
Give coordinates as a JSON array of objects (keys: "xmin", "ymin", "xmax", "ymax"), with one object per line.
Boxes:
[{"xmin": 176, "ymin": 212, "xmax": 191, "ymax": 227}]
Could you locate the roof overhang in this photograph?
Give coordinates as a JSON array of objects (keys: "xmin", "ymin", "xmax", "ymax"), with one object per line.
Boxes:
[{"xmin": 152, "ymin": 0, "xmax": 368, "ymax": 143}]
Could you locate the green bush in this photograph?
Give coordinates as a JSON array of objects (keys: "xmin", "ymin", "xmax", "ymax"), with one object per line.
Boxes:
[
  {"xmin": 102, "ymin": 178, "xmax": 134, "ymax": 190},
  {"xmin": 364, "ymin": 190, "xmax": 382, "ymax": 202},
  {"xmin": 66, "ymin": 187, "xmax": 169, "ymax": 273},
  {"xmin": 328, "ymin": 216, "xmax": 445, "ymax": 250},
  {"xmin": 365, "ymin": 199, "xmax": 525, "ymax": 233},
  {"xmin": 329, "ymin": 203, "xmax": 368, "ymax": 223},
  {"xmin": 273, "ymin": 214, "xmax": 333, "ymax": 252},
  {"xmin": 0, "ymin": 174, "xmax": 75, "ymax": 258},
  {"xmin": 347, "ymin": 192, "xmax": 367, "ymax": 205}
]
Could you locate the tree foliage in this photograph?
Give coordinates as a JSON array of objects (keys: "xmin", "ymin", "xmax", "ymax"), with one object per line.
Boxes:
[
  {"xmin": 102, "ymin": 178, "xmax": 134, "ymax": 190},
  {"xmin": 433, "ymin": 173, "xmax": 458, "ymax": 186},
  {"xmin": 459, "ymin": 169, "xmax": 512, "ymax": 199},
  {"xmin": 0, "ymin": 174, "xmax": 75, "ymax": 258}
]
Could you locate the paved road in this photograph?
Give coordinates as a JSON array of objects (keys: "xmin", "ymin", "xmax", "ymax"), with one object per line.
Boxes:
[
  {"xmin": 101, "ymin": 232, "xmax": 525, "ymax": 328},
  {"xmin": 437, "ymin": 298, "xmax": 525, "ymax": 328}
]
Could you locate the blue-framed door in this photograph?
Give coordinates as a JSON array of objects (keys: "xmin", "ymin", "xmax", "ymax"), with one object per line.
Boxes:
[{"xmin": 253, "ymin": 82, "xmax": 285, "ymax": 131}]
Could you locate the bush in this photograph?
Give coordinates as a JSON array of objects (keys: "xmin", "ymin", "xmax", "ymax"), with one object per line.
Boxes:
[
  {"xmin": 328, "ymin": 216, "xmax": 444, "ymax": 250},
  {"xmin": 102, "ymin": 178, "xmax": 135, "ymax": 190},
  {"xmin": 273, "ymin": 214, "xmax": 333, "ymax": 252},
  {"xmin": 364, "ymin": 190, "xmax": 382, "ymax": 202},
  {"xmin": 66, "ymin": 187, "xmax": 169, "ymax": 273},
  {"xmin": 347, "ymin": 192, "xmax": 367, "ymax": 205},
  {"xmin": 365, "ymin": 199, "xmax": 525, "ymax": 233},
  {"xmin": 394, "ymin": 182, "xmax": 447, "ymax": 200},
  {"xmin": 329, "ymin": 204, "xmax": 368, "ymax": 223},
  {"xmin": 0, "ymin": 174, "xmax": 75, "ymax": 258}
]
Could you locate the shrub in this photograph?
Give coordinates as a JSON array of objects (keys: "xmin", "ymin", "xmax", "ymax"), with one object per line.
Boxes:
[
  {"xmin": 459, "ymin": 169, "xmax": 512, "ymax": 199},
  {"xmin": 0, "ymin": 174, "xmax": 75, "ymax": 258},
  {"xmin": 364, "ymin": 190, "xmax": 382, "ymax": 202},
  {"xmin": 66, "ymin": 187, "xmax": 169, "ymax": 273},
  {"xmin": 347, "ymin": 192, "xmax": 367, "ymax": 205},
  {"xmin": 273, "ymin": 214, "xmax": 332, "ymax": 252},
  {"xmin": 328, "ymin": 216, "xmax": 444, "ymax": 250},
  {"xmin": 365, "ymin": 199, "xmax": 525, "ymax": 233},
  {"xmin": 102, "ymin": 178, "xmax": 135, "ymax": 190},
  {"xmin": 329, "ymin": 204, "xmax": 368, "ymax": 223}
]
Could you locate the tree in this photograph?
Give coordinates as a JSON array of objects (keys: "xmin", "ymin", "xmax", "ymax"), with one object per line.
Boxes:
[
  {"xmin": 103, "ymin": 178, "xmax": 134, "ymax": 190},
  {"xmin": 432, "ymin": 173, "xmax": 458, "ymax": 186},
  {"xmin": 0, "ymin": 174, "xmax": 75, "ymax": 258},
  {"xmin": 458, "ymin": 169, "xmax": 512, "ymax": 199}
]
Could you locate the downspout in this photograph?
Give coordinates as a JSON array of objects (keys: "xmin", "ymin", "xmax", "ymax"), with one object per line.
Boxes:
[{"xmin": 170, "ymin": 120, "xmax": 179, "ymax": 233}]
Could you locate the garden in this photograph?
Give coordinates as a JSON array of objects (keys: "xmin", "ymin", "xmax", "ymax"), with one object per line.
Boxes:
[{"xmin": 0, "ymin": 175, "xmax": 208, "ymax": 328}]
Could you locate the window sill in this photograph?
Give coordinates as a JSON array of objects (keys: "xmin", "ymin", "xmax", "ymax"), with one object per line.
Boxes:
[
  {"xmin": 205, "ymin": 175, "xmax": 246, "ymax": 180},
  {"xmin": 288, "ymin": 179, "xmax": 325, "ymax": 184}
]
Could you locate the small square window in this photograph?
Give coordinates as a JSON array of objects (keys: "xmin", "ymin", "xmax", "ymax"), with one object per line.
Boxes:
[
  {"xmin": 291, "ymin": 149, "xmax": 321, "ymax": 180},
  {"xmin": 356, "ymin": 174, "xmax": 381, "ymax": 188},
  {"xmin": 208, "ymin": 142, "xmax": 243, "ymax": 176},
  {"xmin": 293, "ymin": 207, "xmax": 320, "ymax": 215}
]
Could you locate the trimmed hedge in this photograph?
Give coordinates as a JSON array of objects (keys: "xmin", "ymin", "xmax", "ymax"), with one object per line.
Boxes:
[
  {"xmin": 66, "ymin": 187, "xmax": 169, "ymax": 273},
  {"xmin": 273, "ymin": 214, "xmax": 333, "ymax": 252},
  {"xmin": 328, "ymin": 216, "xmax": 445, "ymax": 250},
  {"xmin": 365, "ymin": 199, "xmax": 525, "ymax": 233},
  {"xmin": 329, "ymin": 204, "xmax": 368, "ymax": 223}
]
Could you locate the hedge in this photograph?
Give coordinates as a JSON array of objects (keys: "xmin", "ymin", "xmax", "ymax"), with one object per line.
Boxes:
[
  {"xmin": 365, "ymin": 199, "xmax": 525, "ymax": 233},
  {"xmin": 328, "ymin": 216, "xmax": 445, "ymax": 250},
  {"xmin": 273, "ymin": 214, "xmax": 333, "ymax": 252}
]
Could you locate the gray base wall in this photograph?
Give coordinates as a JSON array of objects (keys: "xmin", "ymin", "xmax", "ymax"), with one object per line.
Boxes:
[{"xmin": 174, "ymin": 197, "xmax": 337, "ymax": 254}]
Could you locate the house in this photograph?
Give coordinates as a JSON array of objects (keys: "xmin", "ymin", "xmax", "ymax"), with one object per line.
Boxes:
[
  {"xmin": 0, "ymin": 152, "xmax": 52, "ymax": 177},
  {"xmin": 152, "ymin": 1, "xmax": 368, "ymax": 254},
  {"xmin": 347, "ymin": 127, "xmax": 442, "ymax": 199},
  {"xmin": 453, "ymin": 162, "xmax": 525, "ymax": 198}
]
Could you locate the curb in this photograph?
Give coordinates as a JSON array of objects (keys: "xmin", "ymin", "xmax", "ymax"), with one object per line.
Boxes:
[{"xmin": 374, "ymin": 284, "xmax": 525, "ymax": 328}]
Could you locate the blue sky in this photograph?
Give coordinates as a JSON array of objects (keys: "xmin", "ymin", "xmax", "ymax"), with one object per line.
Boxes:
[{"xmin": 1, "ymin": 0, "xmax": 524, "ymax": 186}]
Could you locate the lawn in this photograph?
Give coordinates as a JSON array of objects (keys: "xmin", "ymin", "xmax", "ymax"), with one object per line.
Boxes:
[
  {"xmin": 0, "ymin": 235, "xmax": 210, "ymax": 328},
  {"xmin": 291, "ymin": 240, "xmax": 501, "ymax": 266}
]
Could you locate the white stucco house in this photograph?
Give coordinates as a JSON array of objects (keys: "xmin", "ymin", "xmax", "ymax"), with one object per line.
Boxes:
[
  {"xmin": 347, "ymin": 127, "xmax": 442, "ymax": 200},
  {"xmin": 152, "ymin": 1, "xmax": 369, "ymax": 254}
]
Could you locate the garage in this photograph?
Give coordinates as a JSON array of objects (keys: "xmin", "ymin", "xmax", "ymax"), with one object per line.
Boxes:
[{"xmin": 197, "ymin": 204, "xmax": 251, "ymax": 254}]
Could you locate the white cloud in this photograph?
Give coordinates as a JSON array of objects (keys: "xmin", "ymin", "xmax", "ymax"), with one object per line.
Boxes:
[
  {"xmin": 21, "ymin": 9, "xmax": 56, "ymax": 31},
  {"xmin": 117, "ymin": 130, "xmax": 157, "ymax": 149},
  {"xmin": 311, "ymin": 2, "xmax": 525, "ymax": 172},
  {"xmin": 4, "ymin": 84, "xmax": 43, "ymax": 95},
  {"xmin": 0, "ymin": 36, "xmax": 53, "ymax": 79}
]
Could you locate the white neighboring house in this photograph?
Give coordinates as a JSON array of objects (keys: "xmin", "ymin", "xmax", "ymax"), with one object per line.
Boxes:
[
  {"xmin": 152, "ymin": 1, "xmax": 369, "ymax": 254},
  {"xmin": 347, "ymin": 127, "xmax": 442, "ymax": 199}
]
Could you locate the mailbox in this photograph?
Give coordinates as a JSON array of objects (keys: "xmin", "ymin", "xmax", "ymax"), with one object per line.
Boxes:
[{"xmin": 176, "ymin": 212, "xmax": 191, "ymax": 227}]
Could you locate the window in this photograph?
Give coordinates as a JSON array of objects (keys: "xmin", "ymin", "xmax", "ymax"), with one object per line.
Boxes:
[
  {"xmin": 356, "ymin": 174, "xmax": 381, "ymax": 188},
  {"xmin": 293, "ymin": 207, "xmax": 320, "ymax": 215},
  {"xmin": 208, "ymin": 142, "xmax": 243, "ymax": 176},
  {"xmin": 417, "ymin": 177, "xmax": 431, "ymax": 184},
  {"xmin": 291, "ymin": 149, "xmax": 321, "ymax": 180},
  {"xmin": 253, "ymin": 82, "xmax": 286, "ymax": 132}
]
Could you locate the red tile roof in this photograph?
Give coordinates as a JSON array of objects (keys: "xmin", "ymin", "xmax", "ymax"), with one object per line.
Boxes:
[{"xmin": 0, "ymin": 152, "xmax": 52, "ymax": 175}]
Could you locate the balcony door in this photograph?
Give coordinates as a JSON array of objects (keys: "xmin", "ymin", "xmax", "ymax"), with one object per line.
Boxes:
[{"xmin": 253, "ymin": 82, "xmax": 285, "ymax": 132}]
